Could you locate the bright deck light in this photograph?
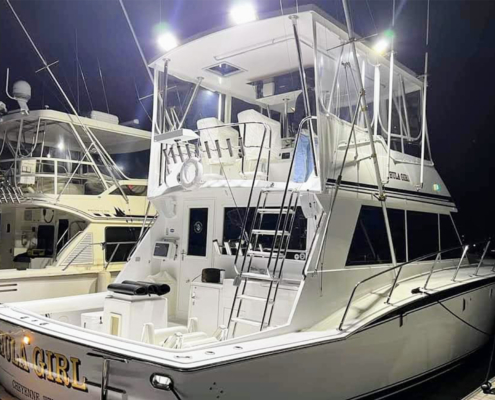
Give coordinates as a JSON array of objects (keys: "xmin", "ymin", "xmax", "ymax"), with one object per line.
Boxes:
[
  {"xmin": 373, "ymin": 30, "xmax": 395, "ymax": 55},
  {"xmin": 157, "ymin": 32, "xmax": 178, "ymax": 52},
  {"xmin": 57, "ymin": 141, "xmax": 64, "ymax": 150},
  {"xmin": 230, "ymin": 3, "xmax": 257, "ymax": 25},
  {"xmin": 373, "ymin": 38, "xmax": 389, "ymax": 55},
  {"xmin": 22, "ymin": 336, "xmax": 30, "ymax": 345}
]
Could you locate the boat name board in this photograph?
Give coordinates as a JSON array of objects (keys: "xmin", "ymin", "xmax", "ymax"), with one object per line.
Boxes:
[
  {"xmin": 389, "ymin": 171, "xmax": 410, "ymax": 182},
  {"xmin": 0, "ymin": 329, "xmax": 88, "ymax": 393}
]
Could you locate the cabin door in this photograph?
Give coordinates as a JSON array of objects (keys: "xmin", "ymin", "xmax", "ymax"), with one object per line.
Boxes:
[{"xmin": 178, "ymin": 199, "xmax": 215, "ymax": 315}]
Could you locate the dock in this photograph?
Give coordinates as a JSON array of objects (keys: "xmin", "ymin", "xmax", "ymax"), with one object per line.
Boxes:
[{"xmin": 464, "ymin": 379, "xmax": 495, "ymax": 400}]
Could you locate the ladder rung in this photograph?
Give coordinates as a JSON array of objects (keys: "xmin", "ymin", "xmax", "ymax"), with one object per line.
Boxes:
[
  {"xmin": 281, "ymin": 277, "xmax": 301, "ymax": 284},
  {"xmin": 241, "ymin": 272, "xmax": 277, "ymax": 281},
  {"xmin": 261, "ymin": 188, "xmax": 295, "ymax": 193},
  {"xmin": 231, "ymin": 317, "xmax": 265, "ymax": 327},
  {"xmin": 252, "ymin": 229, "xmax": 290, "ymax": 236},
  {"xmin": 257, "ymin": 208, "xmax": 295, "ymax": 215},
  {"xmin": 237, "ymin": 294, "xmax": 273, "ymax": 303},
  {"xmin": 247, "ymin": 250, "xmax": 285, "ymax": 258}
]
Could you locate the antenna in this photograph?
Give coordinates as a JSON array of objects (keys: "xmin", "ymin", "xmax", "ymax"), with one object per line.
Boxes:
[
  {"xmin": 385, "ymin": 0, "xmax": 396, "ymax": 184},
  {"xmin": 97, "ymin": 57, "xmax": 110, "ymax": 114},
  {"xmin": 75, "ymin": 27, "xmax": 80, "ymax": 113},
  {"xmin": 419, "ymin": 0, "xmax": 430, "ymax": 188},
  {"xmin": 78, "ymin": 61, "xmax": 94, "ymax": 111}
]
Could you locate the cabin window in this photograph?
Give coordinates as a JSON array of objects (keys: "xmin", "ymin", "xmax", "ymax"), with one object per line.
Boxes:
[
  {"xmin": 407, "ymin": 210, "xmax": 439, "ymax": 260},
  {"xmin": 37, "ymin": 225, "xmax": 55, "ymax": 257},
  {"xmin": 110, "ymin": 185, "xmax": 147, "ymax": 196},
  {"xmin": 187, "ymin": 208, "xmax": 209, "ymax": 257},
  {"xmin": 222, "ymin": 207, "xmax": 307, "ymax": 259},
  {"xmin": 387, "ymin": 209, "xmax": 406, "ymax": 263},
  {"xmin": 346, "ymin": 205, "xmax": 392, "ymax": 266},
  {"xmin": 440, "ymin": 214, "xmax": 462, "ymax": 258},
  {"xmin": 105, "ymin": 227, "xmax": 140, "ymax": 262},
  {"xmin": 57, "ymin": 219, "xmax": 69, "ymax": 252}
]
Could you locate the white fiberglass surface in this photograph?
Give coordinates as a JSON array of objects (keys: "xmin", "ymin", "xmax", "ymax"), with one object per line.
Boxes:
[{"xmin": 152, "ymin": 12, "xmax": 315, "ymax": 104}]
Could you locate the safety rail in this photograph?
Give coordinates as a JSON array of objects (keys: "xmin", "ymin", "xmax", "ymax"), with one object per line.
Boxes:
[
  {"xmin": 0, "ymin": 156, "xmax": 110, "ymax": 196},
  {"xmin": 338, "ymin": 240, "xmax": 492, "ymax": 331}
]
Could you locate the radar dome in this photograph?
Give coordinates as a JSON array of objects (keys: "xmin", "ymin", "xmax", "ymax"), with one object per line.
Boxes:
[{"xmin": 12, "ymin": 80, "xmax": 31, "ymax": 112}]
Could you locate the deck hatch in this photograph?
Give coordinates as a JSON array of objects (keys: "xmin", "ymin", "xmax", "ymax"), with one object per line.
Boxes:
[{"xmin": 205, "ymin": 62, "xmax": 244, "ymax": 77}]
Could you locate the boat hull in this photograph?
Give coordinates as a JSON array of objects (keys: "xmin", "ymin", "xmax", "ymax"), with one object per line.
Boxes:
[{"xmin": 0, "ymin": 278, "xmax": 493, "ymax": 400}]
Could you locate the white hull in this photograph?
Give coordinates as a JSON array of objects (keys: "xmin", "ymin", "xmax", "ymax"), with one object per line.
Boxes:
[{"xmin": 0, "ymin": 272, "xmax": 493, "ymax": 400}]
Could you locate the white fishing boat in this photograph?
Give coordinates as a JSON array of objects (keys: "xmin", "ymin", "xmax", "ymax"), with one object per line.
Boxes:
[
  {"xmin": 0, "ymin": 4, "xmax": 493, "ymax": 400},
  {"xmin": 0, "ymin": 80, "xmax": 153, "ymax": 302}
]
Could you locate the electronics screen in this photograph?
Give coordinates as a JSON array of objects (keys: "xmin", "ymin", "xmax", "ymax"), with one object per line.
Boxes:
[{"xmin": 154, "ymin": 242, "xmax": 171, "ymax": 258}]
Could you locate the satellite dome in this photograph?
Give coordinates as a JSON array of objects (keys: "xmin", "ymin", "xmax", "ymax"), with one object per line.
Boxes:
[{"xmin": 12, "ymin": 80, "xmax": 31, "ymax": 112}]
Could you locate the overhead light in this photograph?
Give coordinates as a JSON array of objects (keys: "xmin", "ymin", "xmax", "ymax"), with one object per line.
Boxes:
[
  {"xmin": 57, "ymin": 141, "xmax": 64, "ymax": 150},
  {"xmin": 372, "ymin": 39, "xmax": 389, "ymax": 55},
  {"xmin": 157, "ymin": 32, "xmax": 178, "ymax": 52},
  {"xmin": 372, "ymin": 30, "xmax": 395, "ymax": 55},
  {"xmin": 22, "ymin": 336, "xmax": 30, "ymax": 345},
  {"xmin": 230, "ymin": 3, "xmax": 257, "ymax": 25}
]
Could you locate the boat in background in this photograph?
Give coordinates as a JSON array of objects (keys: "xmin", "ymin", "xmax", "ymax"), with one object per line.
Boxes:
[
  {"xmin": 0, "ymin": 3, "xmax": 493, "ymax": 400},
  {"xmin": 0, "ymin": 79, "xmax": 155, "ymax": 303}
]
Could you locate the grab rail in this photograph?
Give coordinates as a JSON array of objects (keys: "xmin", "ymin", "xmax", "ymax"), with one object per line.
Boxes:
[{"xmin": 338, "ymin": 240, "xmax": 492, "ymax": 331}]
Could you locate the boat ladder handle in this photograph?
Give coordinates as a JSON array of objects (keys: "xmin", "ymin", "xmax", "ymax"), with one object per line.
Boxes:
[{"xmin": 338, "ymin": 241, "xmax": 488, "ymax": 331}]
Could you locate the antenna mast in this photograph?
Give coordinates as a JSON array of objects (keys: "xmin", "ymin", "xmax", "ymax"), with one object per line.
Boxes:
[{"xmin": 419, "ymin": 0, "xmax": 430, "ymax": 187}]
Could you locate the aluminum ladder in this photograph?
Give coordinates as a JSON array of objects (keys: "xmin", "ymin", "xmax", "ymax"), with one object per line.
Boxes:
[{"xmin": 228, "ymin": 188, "xmax": 299, "ymax": 337}]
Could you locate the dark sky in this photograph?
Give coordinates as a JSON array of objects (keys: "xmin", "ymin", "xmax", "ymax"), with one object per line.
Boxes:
[{"xmin": 1, "ymin": 0, "xmax": 495, "ymax": 240}]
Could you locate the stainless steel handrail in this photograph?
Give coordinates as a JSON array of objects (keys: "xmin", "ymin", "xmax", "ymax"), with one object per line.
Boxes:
[{"xmin": 338, "ymin": 240, "xmax": 491, "ymax": 331}]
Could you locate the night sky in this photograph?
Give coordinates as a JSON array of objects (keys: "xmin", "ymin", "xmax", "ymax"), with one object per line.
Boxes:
[{"xmin": 1, "ymin": 0, "xmax": 494, "ymax": 241}]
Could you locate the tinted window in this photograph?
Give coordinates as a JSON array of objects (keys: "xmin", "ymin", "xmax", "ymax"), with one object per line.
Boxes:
[
  {"xmin": 388, "ymin": 208, "xmax": 406, "ymax": 263},
  {"xmin": 346, "ymin": 206, "xmax": 392, "ymax": 266},
  {"xmin": 110, "ymin": 185, "xmax": 147, "ymax": 196},
  {"xmin": 407, "ymin": 211, "xmax": 439, "ymax": 260},
  {"xmin": 440, "ymin": 214, "xmax": 462, "ymax": 259},
  {"xmin": 105, "ymin": 227, "xmax": 139, "ymax": 262},
  {"xmin": 37, "ymin": 225, "xmax": 55, "ymax": 256},
  {"xmin": 222, "ymin": 207, "xmax": 307, "ymax": 258},
  {"xmin": 188, "ymin": 208, "xmax": 209, "ymax": 256}
]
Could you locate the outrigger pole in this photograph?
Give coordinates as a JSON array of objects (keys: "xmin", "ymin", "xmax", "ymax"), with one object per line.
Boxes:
[
  {"xmin": 341, "ymin": 0, "xmax": 397, "ymax": 267},
  {"xmin": 5, "ymin": 0, "xmax": 129, "ymax": 203}
]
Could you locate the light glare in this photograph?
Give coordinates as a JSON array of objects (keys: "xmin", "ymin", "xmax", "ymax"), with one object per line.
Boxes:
[
  {"xmin": 372, "ymin": 39, "xmax": 389, "ymax": 55},
  {"xmin": 157, "ymin": 33, "xmax": 178, "ymax": 52},
  {"xmin": 230, "ymin": 3, "xmax": 257, "ymax": 25},
  {"xmin": 23, "ymin": 336, "xmax": 30, "ymax": 345},
  {"xmin": 57, "ymin": 141, "xmax": 64, "ymax": 150}
]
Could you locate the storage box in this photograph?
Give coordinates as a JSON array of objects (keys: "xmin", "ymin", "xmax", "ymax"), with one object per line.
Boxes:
[{"xmin": 81, "ymin": 311, "xmax": 104, "ymax": 333}]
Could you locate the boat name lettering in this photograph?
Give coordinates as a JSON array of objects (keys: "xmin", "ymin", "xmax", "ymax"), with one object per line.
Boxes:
[
  {"xmin": 0, "ymin": 330, "xmax": 87, "ymax": 393},
  {"xmin": 389, "ymin": 171, "xmax": 410, "ymax": 182}
]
